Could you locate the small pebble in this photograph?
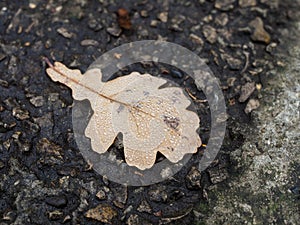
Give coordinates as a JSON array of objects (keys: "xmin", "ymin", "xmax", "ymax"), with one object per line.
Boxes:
[
  {"xmin": 215, "ymin": 13, "xmax": 229, "ymax": 26},
  {"xmin": 202, "ymin": 25, "xmax": 217, "ymax": 44},
  {"xmin": 190, "ymin": 34, "xmax": 204, "ymax": 46},
  {"xmin": 215, "ymin": 0, "xmax": 235, "ymax": 11},
  {"xmin": 85, "ymin": 204, "xmax": 117, "ymax": 223},
  {"xmin": 148, "ymin": 187, "xmax": 167, "ymax": 202},
  {"xmin": 239, "ymin": 82, "xmax": 256, "ymax": 102},
  {"xmin": 96, "ymin": 189, "xmax": 106, "ymax": 200},
  {"xmin": 256, "ymin": 83, "xmax": 262, "ymax": 91},
  {"xmin": 150, "ymin": 20, "xmax": 159, "ymax": 27},
  {"xmin": 239, "ymin": 0, "xmax": 256, "ymax": 7},
  {"xmin": 186, "ymin": 167, "xmax": 201, "ymax": 189},
  {"xmin": 80, "ymin": 39, "xmax": 99, "ymax": 46},
  {"xmin": 107, "ymin": 26, "xmax": 122, "ymax": 37},
  {"xmin": 249, "ymin": 17, "xmax": 271, "ymax": 44},
  {"xmin": 266, "ymin": 42, "xmax": 277, "ymax": 53},
  {"xmin": 157, "ymin": 12, "xmax": 168, "ymax": 23},
  {"xmin": 227, "ymin": 77, "xmax": 236, "ymax": 87},
  {"xmin": 57, "ymin": 27, "xmax": 74, "ymax": 39},
  {"xmin": 45, "ymin": 195, "xmax": 68, "ymax": 208},
  {"xmin": 221, "ymin": 53, "xmax": 243, "ymax": 70},
  {"xmin": 137, "ymin": 200, "xmax": 152, "ymax": 213},
  {"xmin": 244, "ymin": 99, "xmax": 260, "ymax": 113},
  {"xmin": 29, "ymin": 3, "xmax": 37, "ymax": 9},
  {"xmin": 29, "ymin": 96, "xmax": 44, "ymax": 107},
  {"xmin": 48, "ymin": 210, "xmax": 63, "ymax": 220},
  {"xmin": 140, "ymin": 10, "xmax": 148, "ymax": 17},
  {"xmin": 12, "ymin": 107, "xmax": 30, "ymax": 120}
]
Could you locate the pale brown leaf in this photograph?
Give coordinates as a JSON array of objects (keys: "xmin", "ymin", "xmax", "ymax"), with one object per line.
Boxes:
[{"xmin": 46, "ymin": 62, "xmax": 201, "ymax": 170}]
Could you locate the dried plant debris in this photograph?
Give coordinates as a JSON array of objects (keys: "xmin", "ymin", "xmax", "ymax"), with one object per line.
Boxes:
[{"xmin": 46, "ymin": 61, "xmax": 201, "ymax": 170}]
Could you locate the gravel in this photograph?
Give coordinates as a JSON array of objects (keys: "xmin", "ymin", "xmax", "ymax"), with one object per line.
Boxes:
[{"xmin": 0, "ymin": 0, "xmax": 299, "ymax": 224}]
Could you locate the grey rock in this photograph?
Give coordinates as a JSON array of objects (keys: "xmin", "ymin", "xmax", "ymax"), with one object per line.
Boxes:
[
  {"xmin": 107, "ymin": 26, "xmax": 122, "ymax": 37},
  {"xmin": 239, "ymin": 0, "xmax": 256, "ymax": 7},
  {"xmin": 190, "ymin": 34, "xmax": 204, "ymax": 46},
  {"xmin": 150, "ymin": 20, "xmax": 159, "ymax": 27},
  {"xmin": 249, "ymin": 17, "xmax": 271, "ymax": 44},
  {"xmin": 215, "ymin": 0, "xmax": 235, "ymax": 11},
  {"xmin": 96, "ymin": 189, "xmax": 106, "ymax": 200},
  {"xmin": 171, "ymin": 14, "xmax": 186, "ymax": 25},
  {"xmin": 85, "ymin": 204, "xmax": 118, "ymax": 223},
  {"xmin": 215, "ymin": 13, "xmax": 229, "ymax": 26},
  {"xmin": 227, "ymin": 77, "xmax": 237, "ymax": 87},
  {"xmin": 137, "ymin": 200, "xmax": 152, "ymax": 213},
  {"xmin": 45, "ymin": 195, "xmax": 68, "ymax": 208},
  {"xmin": 221, "ymin": 53, "xmax": 243, "ymax": 70},
  {"xmin": 80, "ymin": 39, "xmax": 99, "ymax": 46},
  {"xmin": 170, "ymin": 24, "xmax": 183, "ymax": 32},
  {"xmin": 157, "ymin": 12, "xmax": 168, "ymax": 23},
  {"xmin": 244, "ymin": 99, "xmax": 260, "ymax": 114},
  {"xmin": 48, "ymin": 210, "xmax": 63, "ymax": 220},
  {"xmin": 148, "ymin": 186, "xmax": 167, "ymax": 202},
  {"xmin": 57, "ymin": 27, "xmax": 74, "ymax": 39},
  {"xmin": 140, "ymin": 10, "xmax": 148, "ymax": 17},
  {"xmin": 266, "ymin": 42, "xmax": 277, "ymax": 53},
  {"xmin": 48, "ymin": 93, "xmax": 59, "ymax": 102},
  {"xmin": 202, "ymin": 25, "xmax": 217, "ymax": 44},
  {"xmin": 238, "ymin": 82, "xmax": 256, "ymax": 102},
  {"xmin": 185, "ymin": 166, "xmax": 201, "ymax": 189},
  {"xmin": 204, "ymin": 20, "xmax": 300, "ymax": 225},
  {"xmin": 29, "ymin": 96, "xmax": 44, "ymax": 107},
  {"xmin": 12, "ymin": 107, "xmax": 30, "ymax": 120}
]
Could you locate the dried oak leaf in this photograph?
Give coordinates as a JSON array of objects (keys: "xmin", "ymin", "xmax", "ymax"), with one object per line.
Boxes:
[{"xmin": 46, "ymin": 62, "xmax": 201, "ymax": 170}]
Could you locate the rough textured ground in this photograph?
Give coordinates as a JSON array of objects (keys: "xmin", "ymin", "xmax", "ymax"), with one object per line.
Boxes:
[
  {"xmin": 203, "ymin": 19, "xmax": 300, "ymax": 224},
  {"xmin": 0, "ymin": 0, "xmax": 299, "ymax": 224}
]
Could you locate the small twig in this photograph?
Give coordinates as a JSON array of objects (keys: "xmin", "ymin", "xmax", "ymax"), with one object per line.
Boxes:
[
  {"xmin": 241, "ymin": 51, "xmax": 250, "ymax": 74},
  {"xmin": 185, "ymin": 88, "xmax": 207, "ymax": 103},
  {"xmin": 42, "ymin": 56, "xmax": 54, "ymax": 67}
]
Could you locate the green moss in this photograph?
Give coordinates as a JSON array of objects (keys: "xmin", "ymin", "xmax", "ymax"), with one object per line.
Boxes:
[{"xmin": 196, "ymin": 202, "xmax": 210, "ymax": 214}]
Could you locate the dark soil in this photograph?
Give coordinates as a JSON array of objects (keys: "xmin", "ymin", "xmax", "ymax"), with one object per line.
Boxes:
[{"xmin": 0, "ymin": 0, "xmax": 299, "ymax": 224}]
